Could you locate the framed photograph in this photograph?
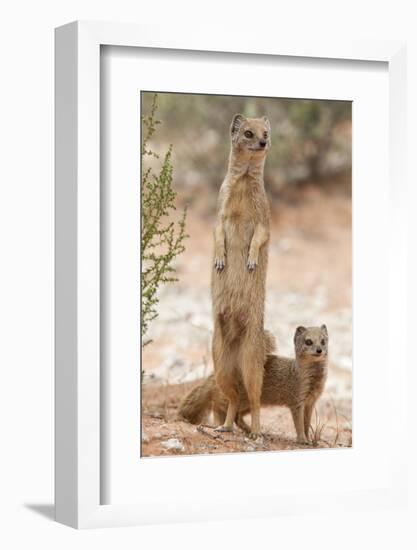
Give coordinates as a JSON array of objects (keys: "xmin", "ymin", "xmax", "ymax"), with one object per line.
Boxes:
[{"xmin": 55, "ymin": 21, "xmax": 407, "ymax": 528}]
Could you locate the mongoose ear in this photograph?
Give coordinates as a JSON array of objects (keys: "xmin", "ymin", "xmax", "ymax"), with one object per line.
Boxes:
[
  {"xmin": 294, "ymin": 325, "xmax": 306, "ymax": 343},
  {"xmin": 321, "ymin": 324, "xmax": 328, "ymax": 335},
  {"xmin": 262, "ymin": 116, "xmax": 271, "ymax": 129},
  {"xmin": 230, "ymin": 114, "xmax": 246, "ymax": 136}
]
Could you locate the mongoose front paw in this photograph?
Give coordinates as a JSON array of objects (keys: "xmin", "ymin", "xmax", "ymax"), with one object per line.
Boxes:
[
  {"xmin": 247, "ymin": 259, "xmax": 258, "ymax": 271},
  {"xmin": 214, "ymin": 258, "xmax": 225, "ymax": 271}
]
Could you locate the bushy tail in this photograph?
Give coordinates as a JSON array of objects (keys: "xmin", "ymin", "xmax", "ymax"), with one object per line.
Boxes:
[{"xmin": 178, "ymin": 375, "xmax": 216, "ymax": 424}]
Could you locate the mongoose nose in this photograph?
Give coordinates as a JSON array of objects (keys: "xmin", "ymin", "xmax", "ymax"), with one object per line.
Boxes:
[
  {"xmin": 259, "ymin": 140, "xmax": 267, "ymax": 147},
  {"xmin": 316, "ymin": 348, "xmax": 322, "ymax": 354}
]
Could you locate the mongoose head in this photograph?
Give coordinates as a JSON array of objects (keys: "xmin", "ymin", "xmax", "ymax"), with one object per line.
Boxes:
[
  {"xmin": 294, "ymin": 325, "xmax": 328, "ymax": 362},
  {"xmin": 230, "ymin": 114, "xmax": 271, "ymax": 157}
]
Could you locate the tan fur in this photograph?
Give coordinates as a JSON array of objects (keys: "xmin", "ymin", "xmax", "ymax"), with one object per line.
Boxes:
[
  {"xmin": 179, "ymin": 326, "xmax": 329, "ymax": 443},
  {"xmin": 179, "ymin": 330, "xmax": 276, "ymax": 428},
  {"xmin": 211, "ymin": 114, "xmax": 271, "ymax": 437}
]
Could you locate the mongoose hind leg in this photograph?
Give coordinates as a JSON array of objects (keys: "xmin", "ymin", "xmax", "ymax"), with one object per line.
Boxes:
[
  {"xmin": 212, "ymin": 324, "xmax": 240, "ymax": 432},
  {"xmin": 241, "ymin": 340, "xmax": 264, "ymax": 439},
  {"xmin": 215, "ymin": 394, "xmax": 239, "ymax": 432},
  {"xmin": 236, "ymin": 413, "xmax": 251, "ymax": 434},
  {"xmin": 212, "ymin": 408, "xmax": 225, "ymax": 428},
  {"xmin": 214, "ymin": 364, "xmax": 239, "ymax": 433}
]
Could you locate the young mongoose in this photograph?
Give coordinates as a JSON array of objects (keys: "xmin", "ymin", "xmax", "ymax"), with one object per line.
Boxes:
[
  {"xmin": 179, "ymin": 325, "xmax": 329, "ymax": 444},
  {"xmin": 211, "ymin": 114, "xmax": 271, "ymax": 438}
]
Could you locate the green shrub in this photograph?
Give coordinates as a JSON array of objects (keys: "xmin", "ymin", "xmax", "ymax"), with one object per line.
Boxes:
[{"xmin": 141, "ymin": 94, "xmax": 188, "ymax": 344}]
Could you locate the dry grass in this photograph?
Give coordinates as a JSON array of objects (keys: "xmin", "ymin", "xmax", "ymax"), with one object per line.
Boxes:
[{"xmin": 309, "ymin": 408, "xmax": 326, "ymax": 447}]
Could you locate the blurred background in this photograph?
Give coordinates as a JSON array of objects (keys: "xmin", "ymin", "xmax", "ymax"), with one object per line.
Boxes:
[
  {"xmin": 141, "ymin": 92, "xmax": 352, "ymax": 456},
  {"xmin": 141, "ymin": 92, "xmax": 352, "ymax": 213}
]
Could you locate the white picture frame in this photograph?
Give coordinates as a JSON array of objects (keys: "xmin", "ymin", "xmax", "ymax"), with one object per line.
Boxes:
[{"xmin": 55, "ymin": 20, "xmax": 407, "ymax": 529}]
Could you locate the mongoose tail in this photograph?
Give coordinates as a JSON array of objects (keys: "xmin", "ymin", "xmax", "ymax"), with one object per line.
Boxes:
[
  {"xmin": 178, "ymin": 375, "xmax": 215, "ymax": 425},
  {"xmin": 180, "ymin": 326, "xmax": 329, "ymax": 444}
]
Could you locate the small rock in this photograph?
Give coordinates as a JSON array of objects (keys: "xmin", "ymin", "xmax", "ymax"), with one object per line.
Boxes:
[
  {"xmin": 141, "ymin": 430, "xmax": 149, "ymax": 443},
  {"xmin": 161, "ymin": 438, "xmax": 184, "ymax": 452}
]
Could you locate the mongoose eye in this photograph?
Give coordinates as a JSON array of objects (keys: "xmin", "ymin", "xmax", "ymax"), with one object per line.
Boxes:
[
  {"xmin": 263, "ymin": 132, "xmax": 268, "ymax": 139},
  {"xmin": 305, "ymin": 339, "xmax": 313, "ymax": 346},
  {"xmin": 244, "ymin": 130, "xmax": 254, "ymax": 138},
  {"xmin": 321, "ymin": 339, "xmax": 326, "ymax": 346}
]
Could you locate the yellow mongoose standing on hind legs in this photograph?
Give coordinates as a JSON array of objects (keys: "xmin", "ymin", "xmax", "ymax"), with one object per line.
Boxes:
[
  {"xmin": 179, "ymin": 325, "xmax": 329, "ymax": 444},
  {"xmin": 211, "ymin": 113, "xmax": 271, "ymax": 439}
]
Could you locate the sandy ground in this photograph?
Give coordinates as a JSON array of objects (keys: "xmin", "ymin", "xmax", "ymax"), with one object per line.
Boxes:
[
  {"xmin": 141, "ymin": 380, "xmax": 352, "ymax": 457},
  {"xmin": 142, "ymin": 182, "xmax": 352, "ymax": 457}
]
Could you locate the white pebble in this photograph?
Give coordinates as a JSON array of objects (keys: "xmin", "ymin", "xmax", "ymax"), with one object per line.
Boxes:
[{"xmin": 161, "ymin": 438, "xmax": 184, "ymax": 451}]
